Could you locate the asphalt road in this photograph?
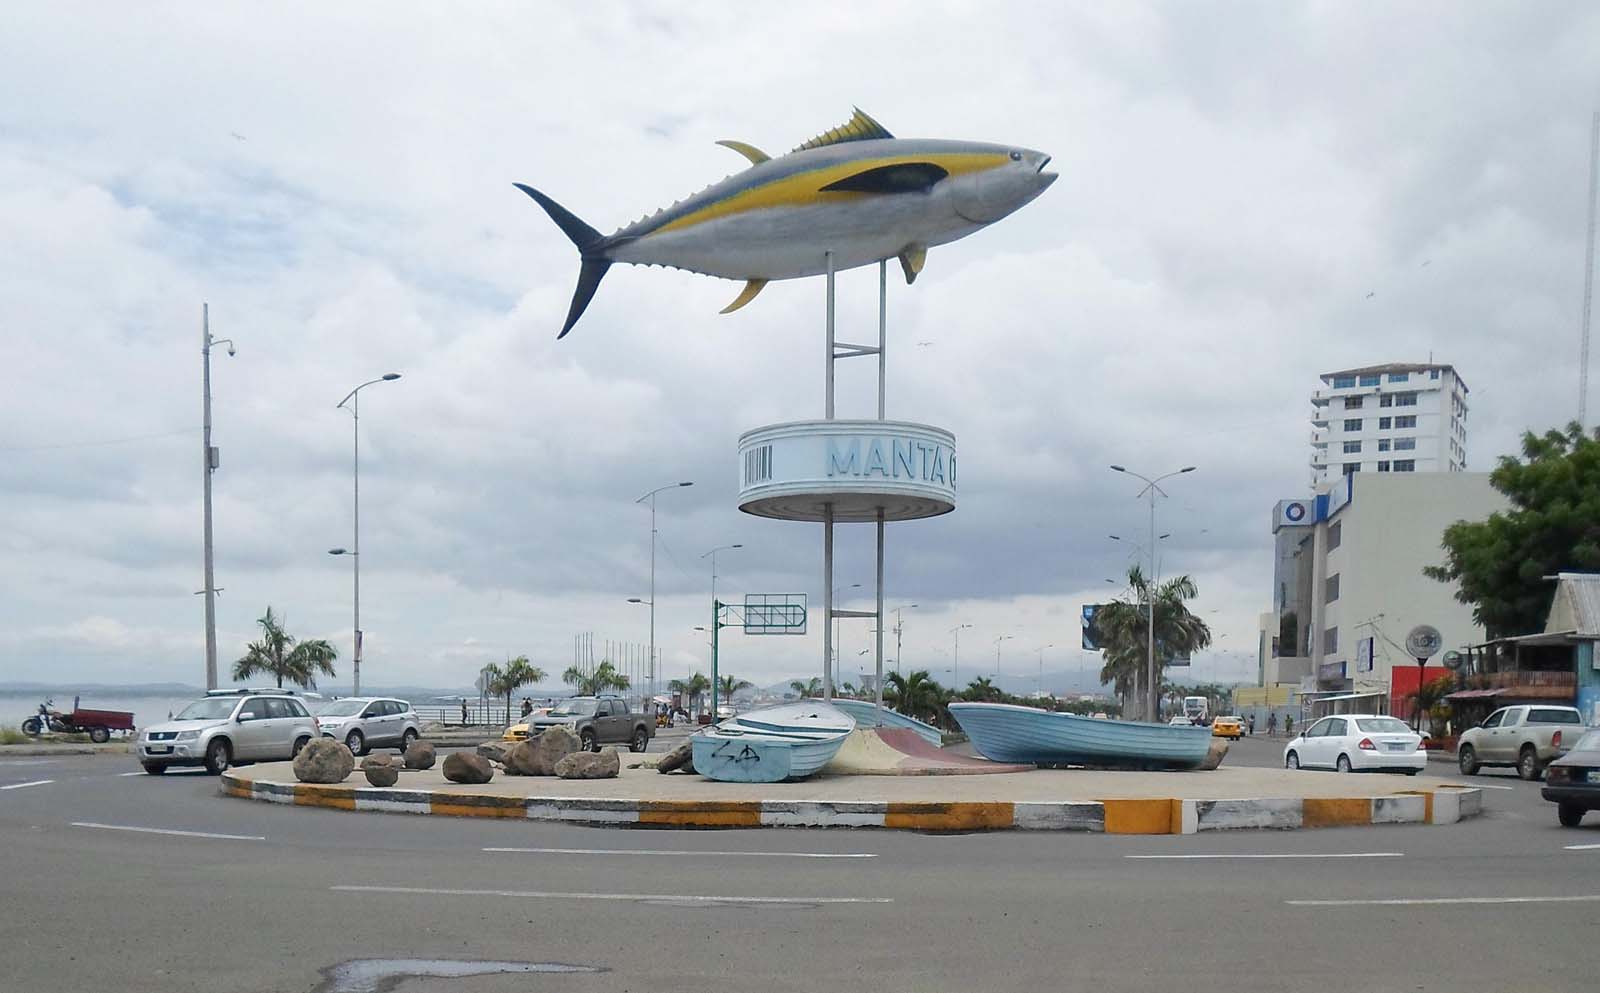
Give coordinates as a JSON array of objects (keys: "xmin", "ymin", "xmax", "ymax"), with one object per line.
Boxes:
[{"xmin": 2, "ymin": 736, "xmax": 1597, "ymax": 993}]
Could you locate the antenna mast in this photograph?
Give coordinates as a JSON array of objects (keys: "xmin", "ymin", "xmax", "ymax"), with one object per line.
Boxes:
[{"xmin": 1581, "ymin": 111, "xmax": 1598, "ymax": 428}]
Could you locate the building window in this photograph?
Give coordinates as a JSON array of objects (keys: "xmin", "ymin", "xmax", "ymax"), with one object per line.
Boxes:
[
  {"xmin": 1328, "ymin": 521, "xmax": 1341, "ymax": 550},
  {"xmin": 1378, "ymin": 439, "xmax": 1391, "ymax": 452},
  {"xmin": 1345, "ymin": 396, "xmax": 1364, "ymax": 409},
  {"xmin": 1324, "ymin": 627, "xmax": 1339, "ymax": 655},
  {"xmin": 1395, "ymin": 391, "xmax": 1418, "ymax": 406},
  {"xmin": 1378, "ymin": 460, "xmax": 1391, "ymax": 472},
  {"xmin": 1343, "ymin": 440, "xmax": 1361, "ymax": 454},
  {"xmin": 1430, "ymin": 368, "xmax": 1441, "ymax": 379},
  {"xmin": 1380, "ymin": 394, "xmax": 1394, "ymax": 408},
  {"xmin": 1395, "ymin": 415, "xmax": 1416, "ymax": 428},
  {"xmin": 1394, "ymin": 437, "xmax": 1416, "ymax": 451},
  {"xmin": 1379, "ymin": 417, "xmax": 1392, "ymax": 430},
  {"xmin": 1388, "ymin": 372, "xmax": 1410, "ymax": 383},
  {"xmin": 1332, "ymin": 375, "xmax": 1356, "ymax": 388},
  {"xmin": 1343, "ymin": 462, "xmax": 1360, "ymax": 475},
  {"xmin": 1325, "ymin": 574, "xmax": 1340, "ymax": 603},
  {"xmin": 1343, "ymin": 418, "xmax": 1362, "ymax": 431},
  {"xmin": 1393, "ymin": 459, "xmax": 1415, "ymax": 472},
  {"xmin": 1360, "ymin": 374, "xmax": 1381, "ymax": 386}
]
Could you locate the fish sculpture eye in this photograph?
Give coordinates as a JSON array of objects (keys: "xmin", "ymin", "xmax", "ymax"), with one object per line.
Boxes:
[{"xmin": 1009, "ymin": 150, "xmax": 1022, "ymax": 161}]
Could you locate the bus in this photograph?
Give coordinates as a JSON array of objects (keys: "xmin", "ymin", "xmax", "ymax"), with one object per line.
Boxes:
[{"xmin": 1183, "ymin": 696, "xmax": 1209, "ymax": 725}]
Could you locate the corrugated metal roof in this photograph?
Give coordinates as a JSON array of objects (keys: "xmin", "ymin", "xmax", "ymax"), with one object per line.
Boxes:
[{"xmin": 1547, "ymin": 573, "xmax": 1600, "ymax": 639}]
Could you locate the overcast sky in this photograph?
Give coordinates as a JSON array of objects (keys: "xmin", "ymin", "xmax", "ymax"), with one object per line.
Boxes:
[{"xmin": 3, "ymin": 3, "xmax": 1596, "ymax": 694}]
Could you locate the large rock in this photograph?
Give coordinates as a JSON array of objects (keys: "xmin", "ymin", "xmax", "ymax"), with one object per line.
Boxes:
[
  {"xmin": 656, "ymin": 738, "xmax": 695, "ymax": 775},
  {"xmin": 526, "ymin": 725, "xmax": 580, "ymax": 775},
  {"xmin": 555, "ymin": 748, "xmax": 620, "ymax": 780},
  {"xmin": 442, "ymin": 751, "xmax": 494, "ymax": 785},
  {"xmin": 403, "ymin": 740, "xmax": 436, "ymax": 770},
  {"xmin": 293, "ymin": 737, "xmax": 354, "ymax": 784},
  {"xmin": 1197, "ymin": 738, "xmax": 1229, "ymax": 771},
  {"xmin": 476, "ymin": 740, "xmax": 514, "ymax": 764},
  {"xmin": 362, "ymin": 754, "xmax": 400, "ymax": 787}
]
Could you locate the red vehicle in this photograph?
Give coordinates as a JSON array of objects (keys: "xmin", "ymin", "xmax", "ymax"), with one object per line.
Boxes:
[{"xmin": 22, "ymin": 698, "xmax": 136, "ymax": 743}]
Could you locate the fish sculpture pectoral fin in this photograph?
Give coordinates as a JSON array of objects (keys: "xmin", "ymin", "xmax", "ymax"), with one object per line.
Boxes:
[
  {"xmin": 715, "ymin": 140, "xmax": 771, "ymax": 165},
  {"xmin": 898, "ymin": 244, "xmax": 927, "ymax": 284},
  {"xmin": 720, "ymin": 279, "xmax": 768, "ymax": 314},
  {"xmin": 820, "ymin": 162, "xmax": 949, "ymax": 195}
]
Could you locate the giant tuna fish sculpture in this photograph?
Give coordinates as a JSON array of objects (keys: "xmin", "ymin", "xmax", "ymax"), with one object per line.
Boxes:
[{"xmin": 516, "ymin": 108, "xmax": 1056, "ymax": 338}]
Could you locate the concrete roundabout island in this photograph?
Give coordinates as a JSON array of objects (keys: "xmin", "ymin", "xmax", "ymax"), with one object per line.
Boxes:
[{"xmin": 223, "ymin": 754, "xmax": 1484, "ymax": 834}]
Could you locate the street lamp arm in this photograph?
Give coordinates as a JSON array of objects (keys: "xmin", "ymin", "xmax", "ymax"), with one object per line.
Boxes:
[
  {"xmin": 336, "ymin": 373, "xmax": 403, "ymax": 410},
  {"xmin": 635, "ymin": 481, "xmax": 694, "ymax": 504}
]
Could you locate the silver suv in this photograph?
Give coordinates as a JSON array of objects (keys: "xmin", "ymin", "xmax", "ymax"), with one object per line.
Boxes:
[
  {"xmin": 314, "ymin": 697, "xmax": 420, "ymax": 756},
  {"xmin": 139, "ymin": 690, "xmax": 318, "ymax": 775}
]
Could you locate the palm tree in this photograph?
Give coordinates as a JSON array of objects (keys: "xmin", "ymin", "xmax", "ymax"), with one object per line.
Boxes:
[
  {"xmin": 562, "ymin": 660, "xmax": 630, "ymax": 697},
  {"xmin": 717, "ymin": 675, "xmax": 753, "ymax": 702},
  {"xmin": 885, "ymin": 670, "xmax": 949, "ymax": 726},
  {"xmin": 1093, "ymin": 566, "xmax": 1212, "ymax": 719},
  {"xmin": 963, "ymin": 676, "xmax": 1000, "ymax": 702},
  {"xmin": 1407, "ymin": 674, "xmax": 1455, "ymax": 736},
  {"xmin": 231, "ymin": 606, "xmax": 339, "ymax": 689},
  {"xmin": 669, "ymin": 672, "xmax": 712, "ymax": 716},
  {"xmin": 789, "ymin": 677, "xmax": 823, "ymax": 698},
  {"xmin": 484, "ymin": 656, "xmax": 547, "ymax": 723}
]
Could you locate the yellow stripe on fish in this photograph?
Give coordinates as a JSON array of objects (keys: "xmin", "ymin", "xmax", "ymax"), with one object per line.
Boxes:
[{"xmin": 654, "ymin": 152, "xmax": 1010, "ymax": 235}]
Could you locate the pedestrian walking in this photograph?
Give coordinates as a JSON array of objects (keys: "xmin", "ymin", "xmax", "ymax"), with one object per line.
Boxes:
[
  {"xmin": 461, "ymin": 700, "xmax": 469, "ymax": 725},
  {"xmin": 1284, "ymin": 714, "xmax": 1293, "ymax": 737},
  {"xmin": 1267, "ymin": 712, "xmax": 1277, "ymax": 737},
  {"xmin": 521, "ymin": 698, "xmax": 532, "ymax": 718},
  {"xmin": 1247, "ymin": 714, "xmax": 1255, "ymax": 736}
]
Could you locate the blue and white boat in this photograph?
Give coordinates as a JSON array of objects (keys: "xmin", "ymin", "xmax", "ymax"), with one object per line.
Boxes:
[
  {"xmin": 947, "ymin": 702, "xmax": 1213, "ymax": 769},
  {"xmin": 828, "ymin": 698, "xmax": 943, "ymax": 747},
  {"xmin": 692, "ymin": 702, "xmax": 855, "ymax": 783}
]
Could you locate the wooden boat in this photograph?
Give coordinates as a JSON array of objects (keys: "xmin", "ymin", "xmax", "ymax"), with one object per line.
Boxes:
[
  {"xmin": 827, "ymin": 698, "xmax": 943, "ymax": 747},
  {"xmin": 692, "ymin": 702, "xmax": 855, "ymax": 783},
  {"xmin": 947, "ymin": 702, "xmax": 1213, "ymax": 769}
]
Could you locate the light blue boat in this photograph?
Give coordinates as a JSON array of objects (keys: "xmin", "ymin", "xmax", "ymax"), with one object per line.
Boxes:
[
  {"xmin": 692, "ymin": 702, "xmax": 855, "ymax": 783},
  {"xmin": 828, "ymin": 698, "xmax": 943, "ymax": 747},
  {"xmin": 947, "ymin": 702, "xmax": 1213, "ymax": 769}
]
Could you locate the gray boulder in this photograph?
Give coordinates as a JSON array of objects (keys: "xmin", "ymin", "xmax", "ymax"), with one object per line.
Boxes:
[
  {"xmin": 555, "ymin": 748, "xmax": 620, "ymax": 780},
  {"xmin": 656, "ymin": 739, "xmax": 695, "ymax": 775},
  {"xmin": 442, "ymin": 751, "xmax": 494, "ymax": 784},
  {"xmin": 1197, "ymin": 738, "xmax": 1229, "ymax": 772},
  {"xmin": 403, "ymin": 740, "xmax": 436, "ymax": 770},
  {"xmin": 293, "ymin": 737, "xmax": 354, "ymax": 784},
  {"xmin": 362, "ymin": 754, "xmax": 400, "ymax": 787},
  {"xmin": 476, "ymin": 740, "xmax": 514, "ymax": 765},
  {"xmin": 527, "ymin": 725, "xmax": 580, "ymax": 775}
]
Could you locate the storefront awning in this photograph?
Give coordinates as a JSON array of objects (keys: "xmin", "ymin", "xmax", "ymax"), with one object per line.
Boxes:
[{"xmin": 1445, "ymin": 688, "xmax": 1504, "ymax": 700}]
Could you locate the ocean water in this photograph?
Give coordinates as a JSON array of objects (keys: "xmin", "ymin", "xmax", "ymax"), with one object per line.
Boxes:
[{"xmin": 1, "ymin": 693, "xmax": 205, "ymax": 731}]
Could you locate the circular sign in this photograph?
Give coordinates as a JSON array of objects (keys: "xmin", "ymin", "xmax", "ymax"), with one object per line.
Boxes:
[
  {"xmin": 1442, "ymin": 650, "xmax": 1464, "ymax": 670},
  {"xmin": 1405, "ymin": 624, "xmax": 1443, "ymax": 660},
  {"xmin": 1284, "ymin": 501, "xmax": 1307, "ymax": 523},
  {"xmin": 737, "ymin": 419, "xmax": 956, "ymax": 523}
]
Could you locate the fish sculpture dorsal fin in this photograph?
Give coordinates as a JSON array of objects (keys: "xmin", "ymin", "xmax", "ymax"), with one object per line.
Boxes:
[
  {"xmin": 716, "ymin": 140, "xmax": 771, "ymax": 165},
  {"xmin": 791, "ymin": 107, "xmax": 894, "ymax": 153}
]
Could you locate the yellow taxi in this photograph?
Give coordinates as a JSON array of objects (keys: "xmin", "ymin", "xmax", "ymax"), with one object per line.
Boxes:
[
  {"xmin": 1211, "ymin": 715, "xmax": 1243, "ymax": 740},
  {"xmin": 501, "ymin": 708, "xmax": 551, "ymax": 741}
]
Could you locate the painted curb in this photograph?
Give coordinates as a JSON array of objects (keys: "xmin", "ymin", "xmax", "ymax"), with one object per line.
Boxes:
[{"xmin": 220, "ymin": 773, "xmax": 1484, "ymax": 834}]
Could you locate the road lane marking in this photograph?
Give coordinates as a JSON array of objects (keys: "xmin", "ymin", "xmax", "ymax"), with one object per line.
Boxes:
[
  {"xmin": 1288, "ymin": 894, "xmax": 1600, "ymax": 907},
  {"xmin": 118, "ymin": 771, "xmax": 146, "ymax": 777},
  {"xmin": 483, "ymin": 847, "xmax": 877, "ymax": 859},
  {"xmin": 0, "ymin": 759, "xmax": 56, "ymax": 766},
  {"xmin": 1128, "ymin": 852, "xmax": 1403, "ymax": 860},
  {"xmin": 0, "ymin": 779, "xmax": 54, "ymax": 790},
  {"xmin": 71, "ymin": 821, "xmax": 265, "ymax": 841},
  {"xmin": 1465, "ymin": 783, "xmax": 1517, "ymax": 791},
  {"xmin": 331, "ymin": 885, "xmax": 891, "ymax": 905},
  {"xmin": 1564, "ymin": 844, "xmax": 1600, "ymax": 851}
]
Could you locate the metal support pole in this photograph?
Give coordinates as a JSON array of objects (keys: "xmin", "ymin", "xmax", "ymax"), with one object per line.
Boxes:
[
  {"xmin": 1146, "ymin": 487, "xmax": 1157, "ymax": 722},
  {"xmin": 711, "ymin": 599, "xmax": 721, "ymax": 717},
  {"xmin": 875, "ymin": 510, "xmax": 885, "ymax": 720},
  {"xmin": 825, "ymin": 251, "xmax": 836, "ymax": 420},
  {"xmin": 823, "ymin": 504, "xmax": 834, "ymax": 701},
  {"xmin": 201, "ymin": 303, "xmax": 218, "ymax": 691},
  {"xmin": 649, "ymin": 494, "xmax": 657, "ymax": 702},
  {"xmin": 877, "ymin": 259, "xmax": 886, "ymax": 419},
  {"xmin": 352, "ymin": 387, "xmax": 362, "ymax": 696}
]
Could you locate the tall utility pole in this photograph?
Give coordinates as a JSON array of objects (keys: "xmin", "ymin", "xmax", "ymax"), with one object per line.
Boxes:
[
  {"xmin": 890, "ymin": 604, "xmax": 917, "ymax": 676},
  {"xmin": 200, "ymin": 304, "xmax": 234, "ymax": 691},
  {"xmin": 1110, "ymin": 464, "xmax": 1197, "ymax": 721},
  {"xmin": 994, "ymin": 634, "xmax": 1013, "ymax": 678},
  {"xmin": 637, "ymin": 481, "xmax": 694, "ymax": 703},
  {"xmin": 1581, "ymin": 110, "xmax": 1598, "ymax": 428},
  {"xmin": 331, "ymin": 373, "xmax": 402, "ymax": 695},
  {"xmin": 949, "ymin": 623, "xmax": 971, "ymax": 689}
]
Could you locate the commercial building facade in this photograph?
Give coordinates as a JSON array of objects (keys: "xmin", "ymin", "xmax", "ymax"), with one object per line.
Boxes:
[{"xmin": 1309, "ymin": 363, "xmax": 1469, "ymax": 487}]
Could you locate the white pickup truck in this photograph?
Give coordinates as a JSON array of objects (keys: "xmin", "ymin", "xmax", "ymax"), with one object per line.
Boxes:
[{"xmin": 1456, "ymin": 704, "xmax": 1586, "ymax": 780}]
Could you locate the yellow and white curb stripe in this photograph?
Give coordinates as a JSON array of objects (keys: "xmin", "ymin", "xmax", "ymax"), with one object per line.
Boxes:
[{"xmin": 221, "ymin": 774, "xmax": 1481, "ymax": 834}]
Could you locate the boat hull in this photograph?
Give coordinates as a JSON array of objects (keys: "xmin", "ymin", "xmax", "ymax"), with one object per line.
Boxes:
[
  {"xmin": 691, "ymin": 702, "xmax": 854, "ymax": 783},
  {"xmin": 948, "ymin": 703, "xmax": 1213, "ymax": 769},
  {"xmin": 828, "ymin": 698, "xmax": 943, "ymax": 747}
]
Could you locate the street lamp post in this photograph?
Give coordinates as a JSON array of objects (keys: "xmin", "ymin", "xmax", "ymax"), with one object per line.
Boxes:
[
  {"xmin": 994, "ymin": 634, "xmax": 1013, "ymax": 678},
  {"xmin": 1036, "ymin": 643, "xmax": 1054, "ymax": 698},
  {"xmin": 199, "ymin": 303, "xmax": 234, "ymax": 690},
  {"xmin": 700, "ymin": 543, "xmax": 741, "ymax": 717},
  {"xmin": 949, "ymin": 623, "xmax": 971, "ymax": 689},
  {"xmin": 830, "ymin": 582, "xmax": 861, "ymax": 697},
  {"xmin": 890, "ymin": 604, "xmax": 917, "ymax": 678},
  {"xmin": 1109, "ymin": 463, "xmax": 1197, "ymax": 722},
  {"xmin": 331, "ymin": 372, "xmax": 401, "ymax": 696},
  {"xmin": 636, "ymin": 481, "xmax": 694, "ymax": 703}
]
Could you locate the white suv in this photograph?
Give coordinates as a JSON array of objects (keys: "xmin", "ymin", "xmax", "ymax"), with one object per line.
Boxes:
[
  {"xmin": 140, "ymin": 691, "xmax": 318, "ymax": 775},
  {"xmin": 315, "ymin": 697, "xmax": 420, "ymax": 756}
]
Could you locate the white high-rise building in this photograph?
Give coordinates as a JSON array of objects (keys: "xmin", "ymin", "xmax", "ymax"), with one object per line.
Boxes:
[{"xmin": 1309, "ymin": 363, "xmax": 1469, "ymax": 487}]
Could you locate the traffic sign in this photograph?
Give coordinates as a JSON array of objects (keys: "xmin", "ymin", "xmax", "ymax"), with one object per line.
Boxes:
[{"xmin": 1405, "ymin": 624, "xmax": 1442, "ymax": 660}]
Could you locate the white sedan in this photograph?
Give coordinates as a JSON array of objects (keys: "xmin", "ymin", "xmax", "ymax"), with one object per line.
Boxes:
[{"xmin": 1283, "ymin": 714, "xmax": 1426, "ymax": 774}]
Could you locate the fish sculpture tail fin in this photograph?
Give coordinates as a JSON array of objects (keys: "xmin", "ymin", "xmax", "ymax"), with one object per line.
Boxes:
[{"xmin": 514, "ymin": 183, "xmax": 611, "ymax": 339}]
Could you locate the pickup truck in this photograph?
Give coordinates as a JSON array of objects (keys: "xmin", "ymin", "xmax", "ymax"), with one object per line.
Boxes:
[
  {"xmin": 1457, "ymin": 704, "xmax": 1586, "ymax": 780},
  {"xmin": 526, "ymin": 694, "xmax": 654, "ymax": 753}
]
